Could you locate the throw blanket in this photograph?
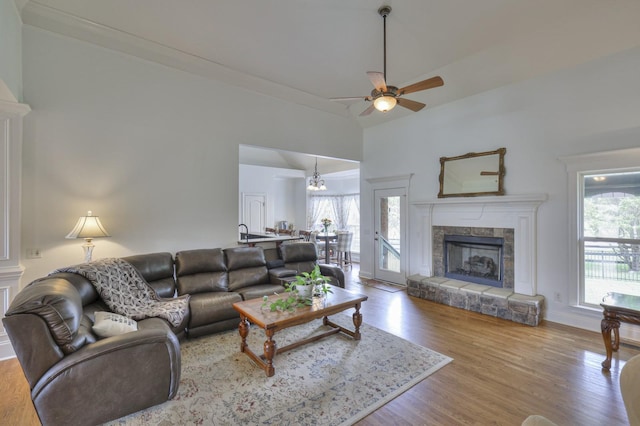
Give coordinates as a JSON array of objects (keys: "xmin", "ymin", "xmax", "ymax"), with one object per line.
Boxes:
[{"xmin": 53, "ymin": 258, "xmax": 189, "ymax": 328}]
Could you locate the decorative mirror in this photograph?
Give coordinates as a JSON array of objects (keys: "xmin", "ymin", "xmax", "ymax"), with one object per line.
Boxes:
[{"xmin": 438, "ymin": 148, "xmax": 506, "ymax": 198}]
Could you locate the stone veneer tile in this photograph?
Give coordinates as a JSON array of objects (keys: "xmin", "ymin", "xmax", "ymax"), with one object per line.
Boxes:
[
  {"xmin": 423, "ymin": 276, "xmax": 449, "ymax": 285},
  {"xmin": 461, "ymin": 283, "xmax": 492, "ymax": 294},
  {"xmin": 440, "ymin": 280, "xmax": 468, "ymax": 290},
  {"xmin": 483, "ymin": 288, "xmax": 513, "ymax": 299},
  {"xmin": 509, "ymin": 293, "xmax": 545, "ymax": 305}
]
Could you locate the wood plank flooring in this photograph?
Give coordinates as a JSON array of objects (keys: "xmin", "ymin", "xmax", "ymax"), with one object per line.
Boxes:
[{"xmin": 1, "ymin": 265, "xmax": 637, "ymax": 425}]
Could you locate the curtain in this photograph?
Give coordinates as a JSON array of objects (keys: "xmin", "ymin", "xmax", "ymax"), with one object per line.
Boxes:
[
  {"xmin": 309, "ymin": 194, "xmax": 359, "ymax": 230},
  {"xmin": 307, "ymin": 197, "xmax": 323, "ymax": 229}
]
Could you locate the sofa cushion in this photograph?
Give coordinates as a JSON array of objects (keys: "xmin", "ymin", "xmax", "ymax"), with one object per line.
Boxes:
[
  {"xmin": 6, "ymin": 278, "xmax": 83, "ymax": 354},
  {"xmin": 92, "ymin": 311, "xmax": 138, "ymax": 337},
  {"xmin": 225, "ymin": 247, "xmax": 266, "ymax": 270},
  {"xmin": 46, "ymin": 272, "xmax": 99, "ymax": 306},
  {"xmin": 123, "ymin": 252, "xmax": 176, "ymax": 298},
  {"xmin": 187, "ymin": 292, "xmax": 242, "ymax": 328},
  {"xmin": 280, "ymin": 243, "xmax": 318, "ymax": 263},
  {"xmin": 225, "ymin": 247, "xmax": 269, "ymax": 291},
  {"xmin": 175, "ymin": 248, "xmax": 228, "ymax": 294},
  {"xmin": 228, "ymin": 267, "xmax": 269, "ymax": 291},
  {"xmin": 236, "ymin": 284, "xmax": 286, "ymax": 301}
]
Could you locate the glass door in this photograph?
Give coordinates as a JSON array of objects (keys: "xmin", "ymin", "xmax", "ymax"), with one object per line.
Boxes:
[{"xmin": 374, "ymin": 188, "xmax": 406, "ymax": 284}]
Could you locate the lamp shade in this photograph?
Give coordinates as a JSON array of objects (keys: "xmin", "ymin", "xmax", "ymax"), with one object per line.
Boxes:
[{"xmin": 66, "ymin": 211, "xmax": 110, "ymax": 239}]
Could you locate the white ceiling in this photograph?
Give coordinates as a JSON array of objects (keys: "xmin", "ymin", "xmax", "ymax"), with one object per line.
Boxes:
[
  {"xmin": 15, "ymin": 1, "xmax": 640, "ymax": 173},
  {"xmin": 17, "ymin": 0, "xmax": 640, "ymax": 129}
]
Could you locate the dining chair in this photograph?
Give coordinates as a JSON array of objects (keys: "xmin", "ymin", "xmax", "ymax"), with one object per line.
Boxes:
[
  {"xmin": 329, "ymin": 232, "xmax": 353, "ymax": 269},
  {"xmin": 309, "ymin": 231, "xmax": 320, "ymax": 255},
  {"xmin": 298, "ymin": 230, "xmax": 312, "ymax": 241}
]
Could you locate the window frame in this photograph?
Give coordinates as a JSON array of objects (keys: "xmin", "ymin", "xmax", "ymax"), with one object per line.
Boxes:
[{"xmin": 562, "ymin": 148, "xmax": 640, "ymax": 309}]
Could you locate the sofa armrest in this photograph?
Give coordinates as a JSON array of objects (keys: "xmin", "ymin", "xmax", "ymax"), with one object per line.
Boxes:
[
  {"xmin": 318, "ymin": 264, "xmax": 345, "ymax": 288},
  {"xmin": 32, "ymin": 327, "xmax": 180, "ymax": 426},
  {"xmin": 268, "ymin": 267, "xmax": 298, "ymax": 285}
]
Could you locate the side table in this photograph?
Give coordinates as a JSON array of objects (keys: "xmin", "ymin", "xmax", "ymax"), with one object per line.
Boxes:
[{"xmin": 601, "ymin": 292, "xmax": 640, "ymax": 370}]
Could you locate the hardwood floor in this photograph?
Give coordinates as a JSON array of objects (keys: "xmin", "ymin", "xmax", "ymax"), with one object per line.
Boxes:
[{"xmin": 1, "ymin": 265, "xmax": 637, "ymax": 425}]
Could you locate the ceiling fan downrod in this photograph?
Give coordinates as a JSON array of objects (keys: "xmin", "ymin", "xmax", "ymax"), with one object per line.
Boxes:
[{"xmin": 379, "ymin": 5, "xmax": 391, "ymax": 82}]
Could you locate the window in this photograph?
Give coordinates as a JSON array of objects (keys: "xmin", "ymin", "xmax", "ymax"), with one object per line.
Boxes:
[
  {"xmin": 562, "ymin": 147, "xmax": 640, "ymax": 310},
  {"xmin": 308, "ymin": 194, "xmax": 360, "ymax": 253},
  {"xmin": 582, "ymin": 171, "xmax": 640, "ymax": 307}
]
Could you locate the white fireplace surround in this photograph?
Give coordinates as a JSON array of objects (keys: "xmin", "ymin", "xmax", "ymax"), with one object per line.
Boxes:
[{"xmin": 411, "ymin": 194, "xmax": 547, "ymax": 296}]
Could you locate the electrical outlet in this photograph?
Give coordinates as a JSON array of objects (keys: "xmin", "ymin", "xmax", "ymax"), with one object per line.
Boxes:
[
  {"xmin": 26, "ymin": 248, "xmax": 42, "ymax": 259},
  {"xmin": 554, "ymin": 292, "xmax": 562, "ymax": 303}
]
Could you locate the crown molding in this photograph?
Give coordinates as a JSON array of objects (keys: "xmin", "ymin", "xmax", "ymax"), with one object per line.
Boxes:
[{"xmin": 21, "ymin": 1, "xmax": 351, "ymax": 119}]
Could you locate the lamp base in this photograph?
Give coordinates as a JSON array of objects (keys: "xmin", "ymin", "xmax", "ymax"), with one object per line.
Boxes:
[{"xmin": 82, "ymin": 239, "xmax": 95, "ymax": 263}]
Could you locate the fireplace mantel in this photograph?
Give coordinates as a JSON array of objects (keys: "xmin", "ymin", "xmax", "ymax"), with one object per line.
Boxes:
[{"xmin": 411, "ymin": 194, "xmax": 547, "ymax": 296}]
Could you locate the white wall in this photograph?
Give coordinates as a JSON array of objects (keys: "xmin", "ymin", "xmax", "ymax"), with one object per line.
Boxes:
[
  {"xmin": 321, "ymin": 174, "xmax": 359, "ymax": 196},
  {"xmin": 239, "ymin": 164, "xmax": 306, "ymax": 232},
  {"xmin": 0, "ymin": 0, "xmax": 22, "ymax": 100},
  {"xmin": 361, "ymin": 46, "xmax": 640, "ymax": 332},
  {"xmin": 20, "ymin": 26, "xmax": 362, "ymax": 285}
]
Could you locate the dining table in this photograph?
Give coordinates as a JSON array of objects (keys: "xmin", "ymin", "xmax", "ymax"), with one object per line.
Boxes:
[{"xmin": 316, "ymin": 232, "xmax": 337, "ymax": 264}]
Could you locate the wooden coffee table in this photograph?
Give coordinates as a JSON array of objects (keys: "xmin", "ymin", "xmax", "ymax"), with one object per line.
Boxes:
[{"xmin": 232, "ymin": 286, "xmax": 368, "ymax": 376}]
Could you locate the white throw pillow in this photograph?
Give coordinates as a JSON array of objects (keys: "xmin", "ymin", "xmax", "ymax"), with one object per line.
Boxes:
[{"xmin": 92, "ymin": 311, "xmax": 137, "ymax": 337}]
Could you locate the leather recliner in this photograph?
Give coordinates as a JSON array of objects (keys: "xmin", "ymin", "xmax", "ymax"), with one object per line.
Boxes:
[{"xmin": 3, "ymin": 277, "xmax": 181, "ymax": 426}]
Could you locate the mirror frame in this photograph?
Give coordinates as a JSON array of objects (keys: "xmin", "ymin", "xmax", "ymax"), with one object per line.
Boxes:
[{"xmin": 437, "ymin": 147, "xmax": 506, "ymax": 198}]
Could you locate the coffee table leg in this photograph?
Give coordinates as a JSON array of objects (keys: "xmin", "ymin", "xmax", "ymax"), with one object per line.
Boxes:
[
  {"xmin": 352, "ymin": 303, "xmax": 363, "ymax": 340},
  {"xmin": 264, "ymin": 329, "xmax": 277, "ymax": 377},
  {"xmin": 238, "ymin": 316, "xmax": 250, "ymax": 353}
]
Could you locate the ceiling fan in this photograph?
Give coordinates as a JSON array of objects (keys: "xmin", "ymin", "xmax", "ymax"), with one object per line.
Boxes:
[{"xmin": 332, "ymin": 5, "xmax": 444, "ymax": 116}]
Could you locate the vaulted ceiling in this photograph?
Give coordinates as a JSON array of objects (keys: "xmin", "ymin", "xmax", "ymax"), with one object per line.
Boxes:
[{"xmin": 17, "ymin": 0, "xmax": 640, "ymax": 129}]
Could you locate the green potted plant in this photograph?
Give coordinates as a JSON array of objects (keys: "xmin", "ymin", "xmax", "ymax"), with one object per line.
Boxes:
[
  {"xmin": 262, "ymin": 265, "xmax": 333, "ymax": 312},
  {"xmin": 293, "ymin": 264, "xmax": 332, "ymax": 299}
]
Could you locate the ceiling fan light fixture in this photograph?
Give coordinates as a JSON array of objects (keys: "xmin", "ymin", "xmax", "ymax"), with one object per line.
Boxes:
[{"xmin": 373, "ymin": 95, "xmax": 397, "ymax": 112}]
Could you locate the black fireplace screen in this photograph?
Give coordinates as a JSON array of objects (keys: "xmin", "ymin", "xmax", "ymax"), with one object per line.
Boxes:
[{"xmin": 444, "ymin": 235, "xmax": 504, "ymax": 287}]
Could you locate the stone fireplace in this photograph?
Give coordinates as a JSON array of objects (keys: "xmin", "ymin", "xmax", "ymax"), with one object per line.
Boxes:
[{"xmin": 408, "ymin": 195, "xmax": 547, "ymax": 326}]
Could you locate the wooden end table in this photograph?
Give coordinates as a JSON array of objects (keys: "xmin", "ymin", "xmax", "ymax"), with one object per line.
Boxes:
[
  {"xmin": 601, "ymin": 292, "xmax": 640, "ymax": 370},
  {"xmin": 232, "ymin": 286, "xmax": 368, "ymax": 377}
]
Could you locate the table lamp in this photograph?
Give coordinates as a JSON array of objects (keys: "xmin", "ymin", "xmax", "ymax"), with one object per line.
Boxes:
[{"xmin": 66, "ymin": 210, "xmax": 111, "ymax": 262}]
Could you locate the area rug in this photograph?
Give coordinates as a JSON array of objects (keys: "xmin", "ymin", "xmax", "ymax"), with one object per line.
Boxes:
[{"xmin": 107, "ymin": 315, "xmax": 452, "ymax": 426}]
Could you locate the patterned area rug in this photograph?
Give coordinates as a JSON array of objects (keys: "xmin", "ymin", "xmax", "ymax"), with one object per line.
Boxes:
[{"xmin": 108, "ymin": 315, "xmax": 452, "ymax": 425}]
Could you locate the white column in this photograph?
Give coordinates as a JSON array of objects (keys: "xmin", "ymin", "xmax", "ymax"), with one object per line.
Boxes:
[{"xmin": 0, "ymin": 99, "xmax": 30, "ymax": 360}]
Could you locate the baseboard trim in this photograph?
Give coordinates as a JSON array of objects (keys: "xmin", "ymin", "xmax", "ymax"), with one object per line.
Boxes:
[{"xmin": 0, "ymin": 338, "xmax": 16, "ymax": 360}]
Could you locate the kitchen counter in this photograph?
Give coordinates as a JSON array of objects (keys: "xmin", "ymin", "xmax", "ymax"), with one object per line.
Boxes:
[{"xmin": 237, "ymin": 235, "xmax": 303, "ymax": 247}]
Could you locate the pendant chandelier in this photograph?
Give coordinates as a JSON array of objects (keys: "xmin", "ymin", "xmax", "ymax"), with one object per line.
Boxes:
[{"xmin": 307, "ymin": 157, "xmax": 327, "ymax": 191}]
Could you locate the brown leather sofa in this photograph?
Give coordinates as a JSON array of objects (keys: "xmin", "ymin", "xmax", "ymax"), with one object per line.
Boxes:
[{"xmin": 3, "ymin": 242, "xmax": 345, "ymax": 425}]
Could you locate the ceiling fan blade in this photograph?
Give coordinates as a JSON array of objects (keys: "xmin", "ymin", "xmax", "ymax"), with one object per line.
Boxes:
[
  {"xmin": 367, "ymin": 71, "xmax": 387, "ymax": 92},
  {"xmin": 398, "ymin": 76, "xmax": 444, "ymax": 96},
  {"xmin": 397, "ymin": 97, "xmax": 426, "ymax": 112},
  {"xmin": 359, "ymin": 104, "xmax": 376, "ymax": 116}
]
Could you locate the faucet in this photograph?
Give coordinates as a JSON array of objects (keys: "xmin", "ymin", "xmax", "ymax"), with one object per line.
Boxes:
[{"xmin": 238, "ymin": 224, "xmax": 249, "ymax": 243}]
